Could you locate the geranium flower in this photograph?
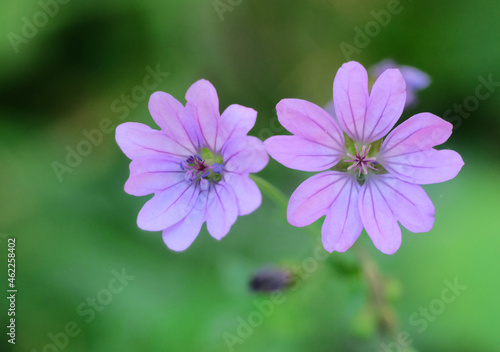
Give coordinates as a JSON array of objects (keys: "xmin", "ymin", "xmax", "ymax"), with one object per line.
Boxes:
[
  {"xmin": 116, "ymin": 80, "xmax": 268, "ymax": 251},
  {"xmin": 265, "ymin": 61, "xmax": 463, "ymax": 254}
]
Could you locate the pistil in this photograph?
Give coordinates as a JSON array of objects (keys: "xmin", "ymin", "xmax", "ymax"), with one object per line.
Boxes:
[
  {"xmin": 345, "ymin": 145, "xmax": 378, "ymax": 177},
  {"xmin": 180, "ymin": 154, "xmax": 223, "ymax": 185}
]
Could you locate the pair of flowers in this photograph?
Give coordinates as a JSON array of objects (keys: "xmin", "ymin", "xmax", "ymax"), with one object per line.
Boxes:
[{"xmin": 115, "ymin": 61, "xmax": 463, "ymax": 255}]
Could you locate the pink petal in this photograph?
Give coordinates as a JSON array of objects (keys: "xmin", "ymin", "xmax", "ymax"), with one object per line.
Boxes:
[
  {"xmin": 218, "ymin": 104, "xmax": 257, "ymax": 148},
  {"xmin": 379, "ymin": 113, "xmax": 464, "ymax": 184},
  {"xmin": 224, "ymin": 173, "xmax": 262, "ymax": 215},
  {"xmin": 264, "ymin": 136, "xmax": 340, "ymax": 172},
  {"xmin": 358, "ymin": 177, "xmax": 401, "ymax": 255},
  {"xmin": 222, "ymin": 136, "xmax": 269, "ymax": 174},
  {"xmin": 128, "ymin": 154, "xmax": 182, "ymax": 175},
  {"xmin": 125, "ymin": 156, "xmax": 184, "ymax": 196},
  {"xmin": 205, "ymin": 182, "xmax": 238, "ymax": 240},
  {"xmin": 115, "ymin": 122, "xmax": 193, "ymax": 160},
  {"xmin": 137, "ymin": 182, "xmax": 198, "ymax": 231},
  {"xmin": 148, "ymin": 92, "xmax": 199, "ymax": 153},
  {"xmin": 382, "ymin": 148, "xmax": 464, "ymax": 185},
  {"xmin": 185, "ymin": 79, "xmax": 220, "ymax": 151},
  {"xmin": 288, "ymin": 171, "xmax": 353, "ymax": 227},
  {"xmin": 162, "ymin": 192, "xmax": 207, "ymax": 251},
  {"xmin": 363, "ymin": 68, "xmax": 406, "ymax": 143},
  {"xmin": 276, "ymin": 99, "xmax": 345, "ymax": 156},
  {"xmin": 380, "ymin": 113, "xmax": 453, "ymax": 155},
  {"xmin": 321, "ymin": 176, "xmax": 363, "ymax": 252},
  {"xmin": 323, "ymin": 100, "xmax": 338, "ymax": 121},
  {"xmin": 373, "ymin": 175, "xmax": 435, "ymax": 233},
  {"xmin": 398, "ymin": 65, "xmax": 431, "ymax": 90},
  {"xmin": 359, "ymin": 174, "xmax": 436, "ymax": 255},
  {"xmin": 333, "ymin": 61, "xmax": 369, "ymax": 142}
]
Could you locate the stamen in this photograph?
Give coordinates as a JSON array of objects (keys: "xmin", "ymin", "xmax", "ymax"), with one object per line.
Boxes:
[
  {"xmin": 360, "ymin": 145, "xmax": 367, "ymax": 157},
  {"xmin": 212, "ymin": 163, "xmax": 224, "ymax": 174},
  {"xmin": 185, "ymin": 170, "xmax": 194, "ymax": 182},
  {"xmin": 181, "ymin": 153, "xmax": 224, "ymax": 187},
  {"xmin": 344, "ymin": 144, "xmax": 378, "ymax": 177},
  {"xmin": 361, "ymin": 162, "xmax": 368, "ymax": 176},
  {"xmin": 365, "ymin": 144, "xmax": 372, "ymax": 155},
  {"xmin": 200, "ymin": 179, "xmax": 209, "ymax": 191}
]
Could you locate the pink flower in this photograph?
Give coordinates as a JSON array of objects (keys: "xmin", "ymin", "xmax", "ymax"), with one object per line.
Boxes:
[
  {"xmin": 265, "ymin": 61, "xmax": 464, "ymax": 255},
  {"xmin": 116, "ymin": 80, "xmax": 268, "ymax": 251}
]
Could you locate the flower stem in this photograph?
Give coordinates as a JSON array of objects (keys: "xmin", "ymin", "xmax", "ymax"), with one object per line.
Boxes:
[
  {"xmin": 249, "ymin": 174, "xmax": 289, "ymax": 211},
  {"xmin": 250, "ymin": 173, "xmax": 359, "ymax": 272},
  {"xmin": 251, "ymin": 173, "xmax": 408, "ymax": 349},
  {"xmin": 354, "ymin": 246, "xmax": 400, "ymax": 348}
]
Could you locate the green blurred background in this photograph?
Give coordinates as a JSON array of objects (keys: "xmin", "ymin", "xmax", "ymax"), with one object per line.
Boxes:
[{"xmin": 1, "ymin": 0, "xmax": 499, "ymax": 351}]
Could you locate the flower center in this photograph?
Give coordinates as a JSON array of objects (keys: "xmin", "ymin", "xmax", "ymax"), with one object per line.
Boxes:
[
  {"xmin": 180, "ymin": 148, "xmax": 223, "ymax": 190},
  {"xmin": 344, "ymin": 144, "xmax": 378, "ymax": 177}
]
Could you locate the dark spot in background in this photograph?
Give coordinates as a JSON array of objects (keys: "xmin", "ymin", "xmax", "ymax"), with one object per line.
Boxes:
[{"xmin": 0, "ymin": 8, "xmax": 152, "ymax": 123}]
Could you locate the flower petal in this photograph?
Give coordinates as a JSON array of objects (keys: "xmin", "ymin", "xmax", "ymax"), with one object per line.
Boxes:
[
  {"xmin": 218, "ymin": 104, "xmax": 257, "ymax": 147},
  {"xmin": 137, "ymin": 182, "xmax": 198, "ymax": 231},
  {"xmin": 398, "ymin": 65, "xmax": 431, "ymax": 90},
  {"xmin": 162, "ymin": 192, "xmax": 207, "ymax": 251},
  {"xmin": 323, "ymin": 100, "xmax": 337, "ymax": 121},
  {"xmin": 372, "ymin": 175, "xmax": 435, "ymax": 233},
  {"xmin": 125, "ymin": 156, "xmax": 184, "ymax": 196},
  {"xmin": 371, "ymin": 60, "xmax": 431, "ymax": 90},
  {"xmin": 321, "ymin": 176, "xmax": 363, "ymax": 252},
  {"xmin": 379, "ymin": 113, "xmax": 464, "ymax": 184},
  {"xmin": 363, "ymin": 68, "xmax": 406, "ymax": 143},
  {"xmin": 115, "ymin": 122, "xmax": 193, "ymax": 160},
  {"xmin": 358, "ymin": 177, "xmax": 401, "ymax": 255},
  {"xmin": 264, "ymin": 136, "xmax": 339, "ymax": 172},
  {"xmin": 185, "ymin": 79, "xmax": 220, "ymax": 151},
  {"xmin": 205, "ymin": 182, "xmax": 238, "ymax": 240},
  {"xmin": 148, "ymin": 91, "xmax": 198, "ymax": 153},
  {"xmin": 380, "ymin": 113, "xmax": 453, "ymax": 155},
  {"xmin": 276, "ymin": 99, "xmax": 345, "ymax": 156},
  {"xmin": 382, "ymin": 149, "xmax": 464, "ymax": 185},
  {"xmin": 359, "ymin": 174, "xmax": 436, "ymax": 254},
  {"xmin": 288, "ymin": 171, "xmax": 352, "ymax": 227},
  {"xmin": 333, "ymin": 61, "xmax": 369, "ymax": 142},
  {"xmin": 224, "ymin": 173, "xmax": 262, "ymax": 216},
  {"xmin": 128, "ymin": 154, "xmax": 181, "ymax": 175},
  {"xmin": 222, "ymin": 136, "xmax": 269, "ymax": 174}
]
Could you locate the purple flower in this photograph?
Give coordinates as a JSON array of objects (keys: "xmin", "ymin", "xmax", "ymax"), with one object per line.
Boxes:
[
  {"xmin": 116, "ymin": 80, "xmax": 268, "ymax": 251},
  {"xmin": 371, "ymin": 59, "xmax": 431, "ymax": 108},
  {"xmin": 265, "ymin": 61, "xmax": 464, "ymax": 255}
]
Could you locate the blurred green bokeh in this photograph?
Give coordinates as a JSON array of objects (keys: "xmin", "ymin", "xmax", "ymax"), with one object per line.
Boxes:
[{"xmin": 1, "ymin": 1, "xmax": 499, "ymax": 351}]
